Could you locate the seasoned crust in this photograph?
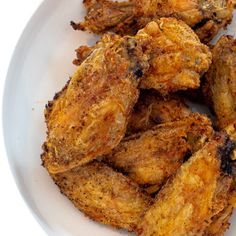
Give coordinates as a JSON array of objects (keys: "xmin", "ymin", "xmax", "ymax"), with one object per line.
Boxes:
[
  {"xmin": 204, "ymin": 205, "xmax": 233, "ymax": 236},
  {"xmin": 42, "ymin": 34, "xmax": 150, "ymax": 174},
  {"xmin": 138, "ymin": 18, "xmax": 212, "ymax": 94},
  {"xmin": 126, "ymin": 89, "xmax": 190, "ymax": 135},
  {"xmin": 74, "ymin": 18, "xmax": 212, "ymax": 95},
  {"xmin": 138, "ymin": 133, "xmax": 236, "ymax": 236},
  {"xmin": 74, "ymin": 0, "xmax": 236, "ymax": 43},
  {"xmin": 204, "ymin": 35, "xmax": 236, "ymax": 130},
  {"xmin": 105, "ymin": 113, "xmax": 213, "ymax": 193},
  {"xmin": 52, "ymin": 161, "xmax": 152, "ymax": 232}
]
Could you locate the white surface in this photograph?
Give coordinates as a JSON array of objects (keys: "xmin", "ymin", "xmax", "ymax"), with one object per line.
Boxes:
[
  {"xmin": 0, "ymin": 2, "xmax": 46, "ymax": 236},
  {"xmin": 1, "ymin": 1, "xmax": 236, "ymax": 236}
]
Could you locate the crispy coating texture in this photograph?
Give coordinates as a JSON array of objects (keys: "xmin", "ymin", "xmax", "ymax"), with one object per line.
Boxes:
[
  {"xmin": 204, "ymin": 177, "xmax": 236, "ymax": 235},
  {"xmin": 204, "ymin": 205, "xmax": 233, "ymax": 236},
  {"xmin": 105, "ymin": 113, "xmax": 213, "ymax": 192},
  {"xmin": 138, "ymin": 18, "xmax": 212, "ymax": 94},
  {"xmin": 74, "ymin": 18, "xmax": 212, "ymax": 94},
  {"xmin": 204, "ymin": 36, "xmax": 236, "ymax": 130},
  {"xmin": 52, "ymin": 161, "xmax": 152, "ymax": 232},
  {"xmin": 42, "ymin": 19, "xmax": 211, "ymax": 174},
  {"xmin": 73, "ymin": 33, "xmax": 121, "ymax": 66},
  {"xmin": 74, "ymin": 0, "xmax": 236, "ymax": 43},
  {"xmin": 225, "ymin": 123, "xmax": 236, "ymax": 160},
  {"xmin": 138, "ymin": 133, "xmax": 236, "ymax": 236},
  {"xmin": 42, "ymin": 33, "xmax": 151, "ymax": 173},
  {"xmin": 226, "ymin": 123, "xmax": 236, "ymax": 141},
  {"xmin": 126, "ymin": 90, "xmax": 190, "ymax": 135}
]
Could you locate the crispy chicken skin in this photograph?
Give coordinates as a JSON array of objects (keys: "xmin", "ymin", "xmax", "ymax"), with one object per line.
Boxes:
[
  {"xmin": 105, "ymin": 113, "xmax": 213, "ymax": 192},
  {"xmin": 73, "ymin": 0, "xmax": 236, "ymax": 43},
  {"xmin": 204, "ymin": 177, "xmax": 236, "ymax": 235},
  {"xmin": 204, "ymin": 170, "xmax": 236, "ymax": 236},
  {"xmin": 204, "ymin": 36, "xmax": 236, "ymax": 130},
  {"xmin": 74, "ymin": 18, "xmax": 212, "ymax": 94},
  {"xmin": 138, "ymin": 133, "xmax": 236, "ymax": 236},
  {"xmin": 52, "ymin": 161, "xmax": 152, "ymax": 232},
  {"xmin": 42, "ymin": 33, "xmax": 151, "ymax": 174},
  {"xmin": 42, "ymin": 19, "xmax": 211, "ymax": 174},
  {"xmin": 204, "ymin": 205, "xmax": 233, "ymax": 236},
  {"xmin": 137, "ymin": 18, "xmax": 212, "ymax": 94},
  {"xmin": 226, "ymin": 123, "xmax": 236, "ymax": 141},
  {"xmin": 73, "ymin": 33, "xmax": 121, "ymax": 66},
  {"xmin": 126, "ymin": 90, "xmax": 190, "ymax": 135}
]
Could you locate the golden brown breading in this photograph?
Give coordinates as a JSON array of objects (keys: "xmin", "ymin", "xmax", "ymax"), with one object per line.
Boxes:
[
  {"xmin": 226, "ymin": 123, "xmax": 236, "ymax": 141},
  {"xmin": 138, "ymin": 133, "xmax": 236, "ymax": 236},
  {"xmin": 73, "ymin": 33, "xmax": 121, "ymax": 66},
  {"xmin": 41, "ymin": 32, "xmax": 151, "ymax": 174},
  {"xmin": 225, "ymin": 123, "xmax": 236, "ymax": 160},
  {"xmin": 105, "ymin": 113, "xmax": 213, "ymax": 192},
  {"xmin": 52, "ymin": 161, "xmax": 152, "ymax": 232},
  {"xmin": 126, "ymin": 90, "xmax": 190, "ymax": 135},
  {"xmin": 73, "ymin": 0, "xmax": 236, "ymax": 43},
  {"xmin": 204, "ymin": 172, "xmax": 236, "ymax": 236},
  {"xmin": 42, "ymin": 20, "xmax": 212, "ymax": 174},
  {"xmin": 138, "ymin": 18, "xmax": 212, "ymax": 94},
  {"xmin": 204, "ymin": 35, "xmax": 236, "ymax": 130},
  {"xmin": 204, "ymin": 205, "xmax": 233, "ymax": 236},
  {"xmin": 74, "ymin": 18, "xmax": 212, "ymax": 94}
]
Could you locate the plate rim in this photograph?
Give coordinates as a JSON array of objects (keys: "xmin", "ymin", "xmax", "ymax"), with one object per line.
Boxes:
[
  {"xmin": 2, "ymin": 0, "xmax": 55, "ymax": 235},
  {"xmin": 2, "ymin": 1, "xmax": 236, "ymax": 236}
]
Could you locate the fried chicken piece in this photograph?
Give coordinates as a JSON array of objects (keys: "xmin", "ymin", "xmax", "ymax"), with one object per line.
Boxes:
[
  {"xmin": 105, "ymin": 113, "xmax": 213, "ymax": 193},
  {"xmin": 52, "ymin": 161, "xmax": 152, "ymax": 232},
  {"xmin": 73, "ymin": 33, "xmax": 121, "ymax": 66},
  {"xmin": 138, "ymin": 18, "xmax": 211, "ymax": 94},
  {"xmin": 138, "ymin": 133, "xmax": 236, "ymax": 236},
  {"xmin": 226, "ymin": 123, "xmax": 236, "ymax": 141},
  {"xmin": 204, "ymin": 36, "xmax": 236, "ymax": 130},
  {"xmin": 42, "ymin": 32, "xmax": 151, "ymax": 174},
  {"xmin": 73, "ymin": 0, "xmax": 236, "ymax": 43},
  {"xmin": 204, "ymin": 176, "xmax": 236, "ymax": 236},
  {"xmin": 204, "ymin": 205, "xmax": 233, "ymax": 236},
  {"xmin": 74, "ymin": 18, "xmax": 212, "ymax": 94},
  {"xmin": 126, "ymin": 90, "xmax": 190, "ymax": 135},
  {"xmin": 42, "ymin": 20, "xmax": 211, "ymax": 174},
  {"xmin": 225, "ymin": 123, "xmax": 236, "ymax": 162},
  {"xmin": 206, "ymin": 127, "xmax": 236, "ymax": 235}
]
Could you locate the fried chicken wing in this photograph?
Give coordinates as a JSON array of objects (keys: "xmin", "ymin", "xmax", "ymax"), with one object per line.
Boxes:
[
  {"xmin": 126, "ymin": 90, "xmax": 190, "ymax": 135},
  {"xmin": 42, "ymin": 32, "xmax": 151, "ymax": 174},
  {"xmin": 73, "ymin": 0, "xmax": 236, "ymax": 43},
  {"xmin": 74, "ymin": 18, "xmax": 212, "ymax": 94},
  {"xmin": 52, "ymin": 161, "xmax": 152, "ymax": 232},
  {"xmin": 138, "ymin": 133, "xmax": 236, "ymax": 236},
  {"xmin": 105, "ymin": 113, "xmax": 213, "ymax": 193},
  {"xmin": 138, "ymin": 18, "xmax": 211, "ymax": 94},
  {"xmin": 204, "ymin": 36, "xmax": 236, "ymax": 130}
]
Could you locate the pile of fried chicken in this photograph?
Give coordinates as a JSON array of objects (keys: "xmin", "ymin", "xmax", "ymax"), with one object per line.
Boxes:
[{"xmin": 41, "ymin": 0, "xmax": 236, "ymax": 235}]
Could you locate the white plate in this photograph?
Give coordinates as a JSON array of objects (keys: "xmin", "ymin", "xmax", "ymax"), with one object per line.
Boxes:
[{"xmin": 2, "ymin": 0, "xmax": 236, "ymax": 235}]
